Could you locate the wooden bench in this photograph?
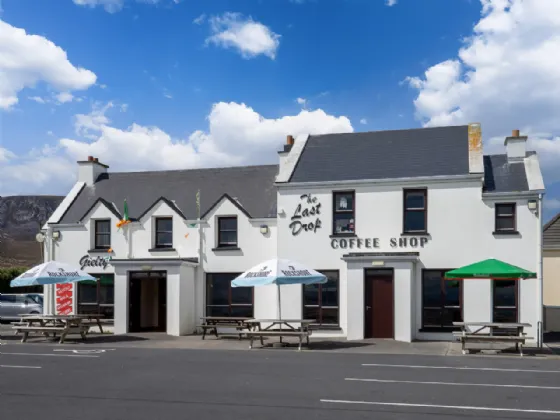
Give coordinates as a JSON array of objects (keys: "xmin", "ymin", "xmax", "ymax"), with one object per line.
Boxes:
[
  {"xmin": 13, "ymin": 325, "xmax": 90, "ymax": 344},
  {"xmin": 245, "ymin": 330, "xmax": 312, "ymax": 351},
  {"xmin": 452, "ymin": 332, "xmax": 533, "ymax": 356},
  {"xmin": 197, "ymin": 323, "xmax": 256, "ymax": 340}
]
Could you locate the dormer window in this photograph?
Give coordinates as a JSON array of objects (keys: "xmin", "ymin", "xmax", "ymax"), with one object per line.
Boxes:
[
  {"xmin": 94, "ymin": 220, "xmax": 111, "ymax": 249},
  {"xmin": 155, "ymin": 217, "xmax": 173, "ymax": 248}
]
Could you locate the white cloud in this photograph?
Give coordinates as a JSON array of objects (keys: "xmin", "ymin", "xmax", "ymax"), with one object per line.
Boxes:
[
  {"xmin": 296, "ymin": 97, "xmax": 308, "ymax": 108},
  {"xmin": 0, "ymin": 20, "xmax": 97, "ymax": 110},
  {"xmin": 206, "ymin": 13, "xmax": 281, "ymax": 59},
  {"xmin": 406, "ymin": 0, "xmax": 560, "ymax": 183},
  {"xmin": 29, "ymin": 96, "xmax": 47, "ymax": 104},
  {"xmin": 72, "ymin": 0, "xmax": 166, "ymax": 13},
  {"xmin": 0, "ymin": 101, "xmax": 352, "ymax": 194},
  {"xmin": 193, "ymin": 14, "xmax": 206, "ymax": 25},
  {"xmin": 386, "ymin": 0, "xmax": 398, "ymax": 6},
  {"xmin": 545, "ymin": 198, "xmax": 560, "ymax": 211},
  {"xmin": 55, "ymin": 92, "xmax": 74, "ymax": 104},
  {"xmin": 0, "ymin": 147, "xmax": 15, "ymax": 162},
  {"xmin": 360, "ymin": 118, "xmax": 368, "ymax": 125}
]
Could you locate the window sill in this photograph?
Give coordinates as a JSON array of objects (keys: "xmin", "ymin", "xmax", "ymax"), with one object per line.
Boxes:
[
  {"xmin": 492, "ymin": 231, "xmax": 520, "ymax": 236},
  {"xmin": 330, "ymin": 233, "xmax": 357, "ymax": 238},
  {"xmin": 212, "ymin": 246, "xmax": 241, "ymax": 251},
  {"xmin": 148, "ymin": 247, "xmax": 176, "ymax": 252},
  {"xmin": 88, "ymin": 248, "xmax": 112, "ymax": 253},
  {"xmin": 401, "ymin": 232, "xmax": 430, "ymax": 236}
]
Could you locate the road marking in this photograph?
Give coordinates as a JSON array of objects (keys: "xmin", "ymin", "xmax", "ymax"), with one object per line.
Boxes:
[
  {"xmin": 345, "ymin": 378, "xmax": 560, "ymax": 390},
  {"xmin": 1, "ymin": 365, "xmax": 42, "ymax": 369},
  {"xmin": 54, "ymin": 349, "xmax": 115, "ymax": 354},
  {"xmin": 361, "ymin": 363, "xmax": 560, "ymax": 373},
  {"xmin": 320, "ymin": 399, "xmax": 560, "ymax": 414},
  {"xmin": 0, "ymin": 352, "xmax": 99, "ymax": 358}
]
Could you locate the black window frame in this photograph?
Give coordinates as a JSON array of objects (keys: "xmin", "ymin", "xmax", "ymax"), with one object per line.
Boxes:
[
  {"xmin": 77, "ymin": 273, "xmax": 115, "ymax": 319},
  {"xmin": 421, "ymin": 269, "xmax": 463, "ymax": 331},
  {"xmin": 403, "ymin": 188, "xmax": 428, "ymax": 234},
  {"xmin": 332, "ymin": 190, "xmax": 356, "ymax": 236},
  {"xmin": 492, "ymin": 280, "xmax": 518, "ymax": 324},
  {"xmin": 154, "ymin": 217, "xmax": 173, "ymax": 249},
  {"xmin": 205, "ymin": 273, "xmax": 253, "ymax": 317},
  {"xmin": 94, "ymin": 219, "xmax": 111, "ymax": 250},
  {"xmin": 217, "ymin": 216, "xmax": 238, "ymax": 248},
  {"xmin": 302, "ymin": 270, "xmax": 340, "ymax": 328},
  {"xmin": 494, "ymin": 203, "xmax": 517, "ymax": 233}
]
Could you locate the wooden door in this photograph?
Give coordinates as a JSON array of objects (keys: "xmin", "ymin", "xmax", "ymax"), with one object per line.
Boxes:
[{"xmin": 364, "ymin": 270, "xmax": 394, "ymax": 339}]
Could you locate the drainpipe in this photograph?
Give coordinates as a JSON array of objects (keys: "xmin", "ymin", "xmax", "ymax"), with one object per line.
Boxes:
[{"xmin": 537, "ymin": 193, "xmax": 544, "ymax": 347}]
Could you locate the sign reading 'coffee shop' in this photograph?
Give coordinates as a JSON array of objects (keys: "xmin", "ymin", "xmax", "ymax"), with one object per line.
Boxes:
[{"xmin": 331, "ymin": 236, "xmax": 429, "ymax": 249}]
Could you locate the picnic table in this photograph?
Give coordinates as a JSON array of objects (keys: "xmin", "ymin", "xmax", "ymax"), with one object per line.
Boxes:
[
  {"xmin": 12, "ymin": 315, "xmax": 92, "ymax": 344},
  {"xmin": 245, "ymin": 319, "xmax": 315, "ymax": 351},
  {"xmin": 197, "ymin": 317, "xmax": 261, "ymax": 340},
  {"xmin": 452, "ymin": 322, "xmax": 532, "ymax": 356}
]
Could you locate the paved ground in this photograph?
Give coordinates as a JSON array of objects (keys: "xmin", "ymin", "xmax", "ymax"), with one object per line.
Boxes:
[{"xmin": 2, "ymin": 341, "xmax": 560, "ymax": 419}]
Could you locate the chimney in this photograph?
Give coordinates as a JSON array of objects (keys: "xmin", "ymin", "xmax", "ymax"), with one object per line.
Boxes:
[
  {"xmin": 468, "ymin": 123, "xmax": 483, "ymax": 173},
  {"xmin": 504, "ymin": 129, "xmax": 527, "ymax": 162},
  {"xmin": 77, "ymin": 156, "xmax": 109, "ymax": 185}
]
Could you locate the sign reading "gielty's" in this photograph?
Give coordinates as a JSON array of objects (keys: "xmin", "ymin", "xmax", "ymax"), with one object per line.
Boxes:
[{"xmin": 331, "ymin": 236, "xmax": 428, "ymax": 249}]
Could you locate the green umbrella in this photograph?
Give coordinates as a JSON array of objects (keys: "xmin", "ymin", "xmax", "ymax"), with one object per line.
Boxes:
[
  {"xmin": 123, "ymin": 199, "xmax": 129, "ymax": 221},
  {"xmin": 444, "ymin": 258, "xmax": 537, "ymax": 280}
]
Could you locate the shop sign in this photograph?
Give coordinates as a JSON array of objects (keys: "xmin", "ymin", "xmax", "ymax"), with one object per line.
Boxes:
[
  {"xmin": 331, "ymin": 236, "xmax": 429, "ymax": 249},
  {"xmin": 79, "ymin": 255, "xmax": 110, "ymax": 270},
  {"xmin": 289, "ymin": 193, "xmax": 322, "ymax": 235}
]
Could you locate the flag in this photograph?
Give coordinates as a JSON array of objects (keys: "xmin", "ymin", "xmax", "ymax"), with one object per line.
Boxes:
[
  {"xmin": 196, "ymin": 189, "xmax": 200, "ymax": 219},
  {"xmin": 123, "ymin": 199, "xmax": 129, "ymax": 221}
]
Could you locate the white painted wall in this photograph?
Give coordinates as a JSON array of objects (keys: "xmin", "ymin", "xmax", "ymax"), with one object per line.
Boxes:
[{"xmin": 276, "ymin": 179, "xmax": 541, "ymax": 342}]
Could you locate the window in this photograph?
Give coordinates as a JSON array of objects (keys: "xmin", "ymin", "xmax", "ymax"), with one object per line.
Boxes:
[
  {"xmin": 493, "ymin": 280, "xmax": 517, "ymax": 323},
  {"xmin": 77, "ymin": 274, "xmax": 114, "ymax": 319},
  {"xmin": 302, "ymin": 270, "xmax": 339, "ymax": 326},
  {"xmin": 333, "ymin": 191, "xmax": 355, "ymax": 235},
  {"xmin": 422, "ymin": 270, "xmax": 462, "ymax": 330},
  {"xmin": 155, "ymin": 217, "xmax": 173, "ymax": 248},
  {"xmin": 217, "ymin": 217, "xmax": 238, "ymax": 248},
  {"xmin": 403, "ymin": 189, "xmax": 427, "ymax": 233},
  {"xmin": 495, "ymin": 203, "xmax": 516, "ymax": 233},
  {"xmin": 94, "ymin": 220, "xmax": 111, "ymax": 249},
  {"xmin": 206, "ymin": 273, "xmax": 253, "ymax": 317}
]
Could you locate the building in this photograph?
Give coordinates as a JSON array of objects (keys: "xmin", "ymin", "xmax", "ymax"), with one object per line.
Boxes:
[
  {"xmin": 42, "ymin": 124, "xmax": 545, "ymax": 342},
  {"xmin": 543, "ymin": 212, "xmax": 560, "ymax": 331}
]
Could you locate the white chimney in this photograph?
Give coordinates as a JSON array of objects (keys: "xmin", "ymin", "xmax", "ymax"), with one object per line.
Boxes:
[
  {"xmin": 505, "ymin": 129, "xmax": 527, "ymax": 162},
  {"xmin": 468, "ymin": 122, "xmax": 483, "ymax": 173},
  {"xmin": 77, "ymin": 156, "xmax": 109, "ymax": 185},
  {"xmin": 277, "ymin": 135, "xmax": 295, "ymax": 173}
]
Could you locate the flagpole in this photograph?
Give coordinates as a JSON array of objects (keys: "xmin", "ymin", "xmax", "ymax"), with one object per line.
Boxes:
[{"xmin": 197, "ymin": 190, "xmax": 203, "ymax": 318}]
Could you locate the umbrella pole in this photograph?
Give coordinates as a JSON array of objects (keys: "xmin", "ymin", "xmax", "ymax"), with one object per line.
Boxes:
[{"xmin": 277, "ymin": 284, "xmax": 282, "ymax": 344}]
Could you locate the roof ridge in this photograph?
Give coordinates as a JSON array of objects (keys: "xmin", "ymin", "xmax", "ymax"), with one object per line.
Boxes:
[
  {"xmin": 108, "ymin": 164, "xmax": 279, "ymax": 176},
  {"xmin": 309, "ymin": 124, "xmax": 469, "ymax": 138},
  {"xmin": 544, "ymin": 212, "xmax": 560, "ymax": 232}
]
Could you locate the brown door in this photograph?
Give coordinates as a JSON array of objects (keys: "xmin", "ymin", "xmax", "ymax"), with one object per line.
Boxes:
[{"xmin": 364, "ymin": 269, "xmax": 394, "ymax": 339}]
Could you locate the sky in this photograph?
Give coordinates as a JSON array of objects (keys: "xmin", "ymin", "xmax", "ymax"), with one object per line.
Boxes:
[{"xmin": 0, "ymin": 0, "xmax": 559, "ymax": 223}]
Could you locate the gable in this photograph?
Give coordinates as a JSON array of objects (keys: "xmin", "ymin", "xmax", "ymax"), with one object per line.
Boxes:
[{"xmin": 544, "ymin": 212, "xmax": 560, "ymax": 249}]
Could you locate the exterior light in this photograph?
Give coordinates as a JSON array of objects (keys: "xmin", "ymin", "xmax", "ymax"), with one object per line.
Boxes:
[
  {"xmin": 52, "ymin": 231, "xmax": 61, "ymax": 240},
  {"xmin": 35, "ymin": 233, "xmax": 45, "ymax": 243},
  {"xmin": 260, "ymin": 225, "xmax": 269, "ymax": 234},
  {"xmin": 528, "ymin": 200, "xmax": 538, "ymax": 211}
]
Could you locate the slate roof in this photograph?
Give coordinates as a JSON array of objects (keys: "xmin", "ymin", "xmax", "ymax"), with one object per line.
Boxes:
[
  {"xmin": 483, "ymin": 153, "xmax": 534, "ymax": 193},
  {"xmin": 288, "ymin": 125, "xmax": 471, "ymax": 183},
  {"xmin": 58, "ymin": 165, "xmax": 279, "ymax": 224},
  {"xmin": 544, "ymin": 212, "xmax": 560, "ymax": 249}
]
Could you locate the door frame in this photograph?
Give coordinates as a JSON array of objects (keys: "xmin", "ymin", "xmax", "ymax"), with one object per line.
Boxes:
[
  {"xmin": 363, "ymin": 268, "xmax": 395, "ymax": 339},
  {"xmin": 128, "ymin": 270, "xmax": 167, "ymax": 332}
]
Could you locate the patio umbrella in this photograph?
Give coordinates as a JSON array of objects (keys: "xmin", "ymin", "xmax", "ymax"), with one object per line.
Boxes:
[
  {"xmin": 10, "ymin": 261, "xmax": 97, "ymax": 314},
  {"xmin": 231, "ymin": 258, "xmax": 327, "ymax": 319},
  {"xmin": 444, "ymin": 258, "xmax": 537, "ymax": 280}
]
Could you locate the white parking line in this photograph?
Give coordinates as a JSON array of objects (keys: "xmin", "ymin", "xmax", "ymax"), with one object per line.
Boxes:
[
  {"xmin": 345, "ymin": 378, "xmax": 560, "ymax": 390},
  {"xmin": 1, "ymin": 365, "xmax": 42, "ymax": 369},
  {"xmin": 320, "ymin": 399, "xmax": 560, "ymax": 414},
  {"xmin": 361, "ymin": 363, "xmax": 560, "ymax": 373},
  {"xmin": 0, "ymin": 352, "xmax": 99, "ymax": 358}
]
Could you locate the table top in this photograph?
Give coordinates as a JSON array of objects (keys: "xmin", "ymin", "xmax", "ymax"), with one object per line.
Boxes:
[
  {"xmin": 453, "ymin": 322, "xmax": 531, "ymax": 328},
  {"xmin": 200, "ymin": 316, "xmax": 254, "ymax": 321},
  {"xmin": 252, "ymin": 319, "xmax": 316, "ymax": 324}
]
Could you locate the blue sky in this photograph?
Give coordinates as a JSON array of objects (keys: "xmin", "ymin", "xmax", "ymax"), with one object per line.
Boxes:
[{"xmin": 1, "ymin": 0, "xmax": 559, "ymax": 222}]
